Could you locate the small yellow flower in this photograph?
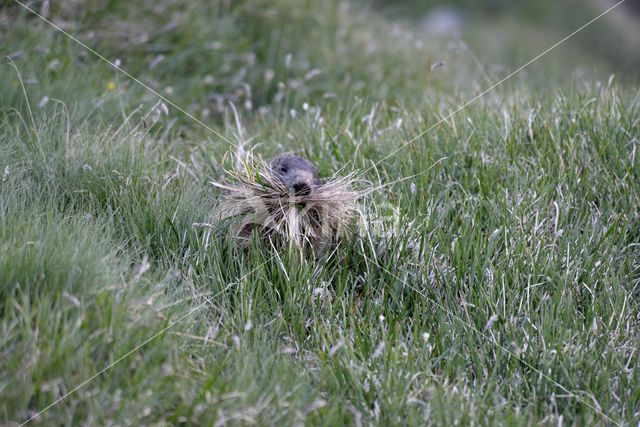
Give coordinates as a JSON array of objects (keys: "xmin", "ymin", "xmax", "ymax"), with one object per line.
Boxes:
[{"xmin": 106, "ymin": 81, "xmax": 116, "ymax": 91}]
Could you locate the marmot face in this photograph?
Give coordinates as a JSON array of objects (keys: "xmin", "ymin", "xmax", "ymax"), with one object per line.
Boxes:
[{"xmin": 271, "ymin": 155, "xmax": 320, "ymax": 196}]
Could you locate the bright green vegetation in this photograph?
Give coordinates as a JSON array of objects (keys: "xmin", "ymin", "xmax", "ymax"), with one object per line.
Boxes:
[{"xmin": 1, "ymin": 0, "xmax": 639, "ymax": 425}]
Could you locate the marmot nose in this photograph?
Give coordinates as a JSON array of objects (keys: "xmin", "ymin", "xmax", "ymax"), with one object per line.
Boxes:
[{"xmin": 293, "ymin": 182, "xmax": 311, "ymax": 195}]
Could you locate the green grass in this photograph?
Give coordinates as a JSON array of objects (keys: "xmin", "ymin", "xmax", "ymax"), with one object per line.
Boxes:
[{"xmin": 1, "ymin": 0, "xmax": 639, "ymax": 425}]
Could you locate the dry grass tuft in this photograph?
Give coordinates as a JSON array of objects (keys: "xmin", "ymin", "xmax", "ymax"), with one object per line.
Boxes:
[{"xmin": 213, "ymin": 157, "xmax": 361, "ymax": 255}]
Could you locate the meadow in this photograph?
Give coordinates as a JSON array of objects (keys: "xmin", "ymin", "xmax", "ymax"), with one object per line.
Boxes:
[{"xmin": 1, "ymin": 0, "xmax": 639, "ymax": 425}]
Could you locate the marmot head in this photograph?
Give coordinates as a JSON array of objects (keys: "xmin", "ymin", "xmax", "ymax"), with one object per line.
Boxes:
[{"xmin": 271, "ymin": 155, "xmax": 320, "ymax": 196}]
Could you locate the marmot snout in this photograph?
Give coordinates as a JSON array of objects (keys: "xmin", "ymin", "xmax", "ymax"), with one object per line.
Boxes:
[{"xmin": 271, "ymin": 155, "xmax": 320, "ymax": 196}]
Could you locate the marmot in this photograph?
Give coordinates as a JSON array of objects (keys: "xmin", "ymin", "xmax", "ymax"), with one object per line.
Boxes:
[{"xmin": 214, "ymin": 154, "xmax": 358, "ymax": 256}]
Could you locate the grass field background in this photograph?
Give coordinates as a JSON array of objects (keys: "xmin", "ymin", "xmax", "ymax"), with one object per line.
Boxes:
[{"xmin": 1, "ymin": 0, "xmax": 639, "ymax": 425}]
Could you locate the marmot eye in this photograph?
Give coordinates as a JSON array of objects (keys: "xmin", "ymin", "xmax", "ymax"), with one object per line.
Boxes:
[{"xmin": 280, "ymin": 165, "xmax": 288, "ymax": 173}]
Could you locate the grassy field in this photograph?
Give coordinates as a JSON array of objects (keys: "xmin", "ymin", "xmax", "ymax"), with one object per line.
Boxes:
[{"xmin": 1, "ymin": 0, "xmax": 639, "ymax": 425}]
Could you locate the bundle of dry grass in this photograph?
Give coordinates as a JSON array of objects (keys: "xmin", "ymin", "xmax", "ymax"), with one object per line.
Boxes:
[{"xmin": 213, "ymin": 157, "xmax": 361, "ymax": 256}]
